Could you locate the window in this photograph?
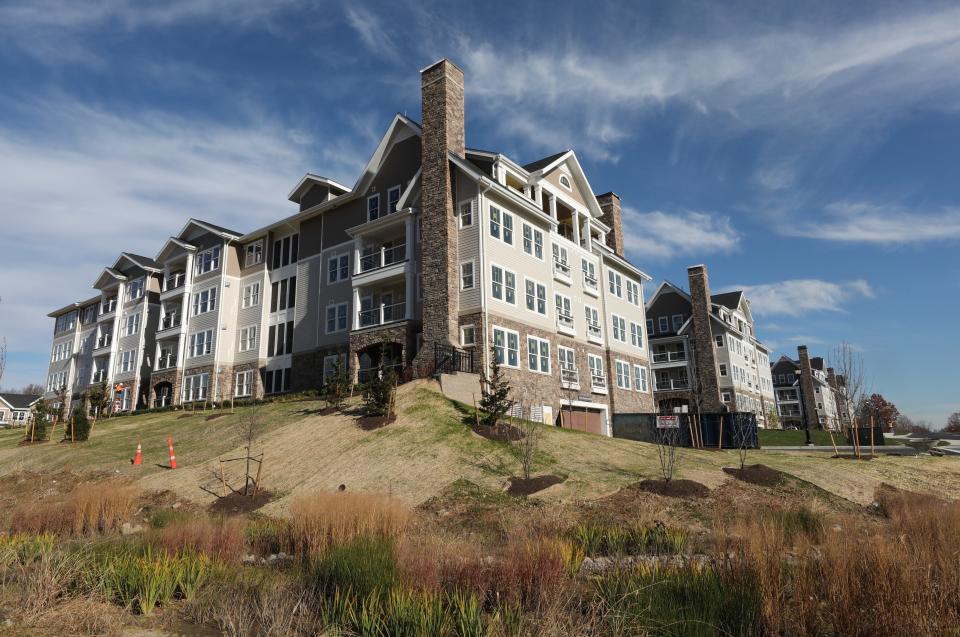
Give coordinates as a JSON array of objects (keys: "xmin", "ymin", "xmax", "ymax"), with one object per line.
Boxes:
[
  {"xmin": 658, "ymin": 316, "xmax": 669, "ymax": 332},
  {"xmin": 585, "ymin": 305, "xmax": 601, "ymax": 338},
  {"xmin": 235, "ymin": 370, "xmax": 254, "ymax": 397},
  {"xmin": 524, "ymin": 278, "xmax": 547, "ymax": 315},
  {"xmin": 459, "ymin": 201, "xmax": 473, "ymax": 228},
  {"xmin": 124, "ymin": 313, "xmax": 140, "ymax": 336},
  {"xmin": 491, "ymin": 265, "xmax": 516, "ymax": 304},
  {"xmin": 239, "ymin": 326, "xmax": 258, "ymax": 352},
  {"xmin": 527, "ymin": 336, "xmax": 551, "ymax": 373},
  {"xmin": 322, "ymin": 354, "xmax": 348, "ymax": 381},
  {"xmin": 192, "ymin": 287, "xmax": 217, "ymax": 315},
  {"xmin": 616, "ymin": 360, "xmax": 631, "ymax": 389},
  {"xmin": 387, "ymin": 186, "xmax": 401, "ymax": 214},
  {"xmin": 559, "ymin": 173, "xmax": 572, "ymax": 190},
  {"xmin": 271, "ymin": 234, "xmax": 299, "ymax": 269},
  {"xmin": 489, "ymin": 207, "xmax": 513, "ymax": 244},
  {"xmin": 715, "ymin": 334, "xmax": 724, "ymax": 347},
  {"xmin": 183, "ymin": 373, "xmax": 209, "ymax": 402},
  {"xmin": 626, "ymin": 280, "xmax": 640, "ymax": 305},
  {"xmin": 607, "ymin": 270, "xmax": 622, "ymax": 297},
  {"xmin": 558, "ymin": 346, "xmax": 576, "ymax": 374},
  {"xmin": 611, "ymin": 315, "xmax": 626, "ymax": 342},
  {"xmin": 117, "ymin": 350, "xmax": 135, "ymax": 373},
  {"xmin": 581, "ymin": 259, "xmax": 597, "ymax": 287},
  {"xmin": 719, "ymin": 364, "xmax": 728, "ymax": 377},
  {"xmin": 722, "ymin": 391, "xmax": 732, "ymax": 403},
  {"xmin": 588, "ymin": 354, "xmax": 605, "ymax": 388},
  {"xmin": 81, "ymin": 305, "xmax": 96, "ymax": 325},
  {"xmin": 460, "ymin": 261, "xmax": 474, "ymax": 290},
  {"xmin": 328, "ymin": 254, "xmax": 350, "ymax": 283},
  {"xmin": 189, "ymin": 330, "xmax": 213, "ymax": 358},
  {"xmin": 242, "ymin": 282, "xmax": 261, "ymax": 308},
  {"xmin": 263, "ymin": 368, "xmax": 291, "ymax": 395},
  {"xmin": 128, "ymin": 277, "xmax": 144, "ymax": 300},
  {"xmin": 522, "ymin": 223, "xmax": 543, "ymax": 259},
  {"xmin": 325, "ymin": 303, "xmax": 348, "ymax": 333},
  {"xmin": 630, "ymin": 322, "xmax": 643, "ymax": 348},
  {"xmin": 195, "ymin": 246, "xmax": 221, "ymax": 275},
  {"xmin": 367, "ymin": 193, "xmax": 381, "ymax": 221},
  {"xmin": 492, "ymin": 327, "xmax": 520, "ymax": 368},
  {"xmin": 672, "ymin": 314, "xmax": 684, "ymax": 331},
  {"xmin": 267, "ymin": 321, "xmax": 294, "ymax": 356},
  {"xmin": 270, "ymin": 276, "xmax": 297, "ymax": 312},
  {"xmin": 646, "ymin": 318, "xmax": 654, "ymax": 335},
  {"xmin": 460, "ymin": 325, "xmax": 476, "ymax": 347},
  {"xmin": 555, "ymin": 294, "xmax": 573, "ymax": 328},
  {"xmin": 634, "ymin": 365, "xmax": 649, "ymax": 392},
  {"xmin": 245, "ymin": 241, "xmax": 264, "ymax": 267}
]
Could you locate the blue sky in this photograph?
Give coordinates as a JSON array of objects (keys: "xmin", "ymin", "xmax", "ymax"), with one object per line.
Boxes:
[{"xmin": 0, "ymin": 0, "xmax": 957, "ymax": 425}]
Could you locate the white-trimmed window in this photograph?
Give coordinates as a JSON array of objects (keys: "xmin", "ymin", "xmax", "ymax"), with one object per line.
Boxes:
[
  {"xmin": 239, "ymin": 326, "xmax": 258, "ymax": 352},
  {"xmin": 722, "ymin": 391, "xmax": 732, "ymax": 403},
  {"xmin": 124, "ymin": 313, "xmax": 140, "ymax": 336},
  {"xmin": 634, "ymin": 365, "xmax": 649, "ymax": 392},
  {"xmin": 607, "ymin": 270, "xmax": 622, "ymax": 297},
  {"xmin": 235, "ymin": 370, "xmax": 254, "ymax": 397},
  {"xmin": 184, "ymin": 373, "xmax": 209, "ymax": 402},
  {"xmin": 328, "ymin": 254, "xmax": 350, "ymax": 283},
  {"xmin": 524, "ymin": 278, "xmax": 547, "ymax": 315},
  {"xmin": 581, "ymin": 259, "xmax": 597, "ymax": 288},
  {"xmin": 615, "ymin": 360, "xmax": 631, "ymax": 389},
  {"xmin": 195, "ymin": 246, "xmax": 221, "ymax": 275},
  {"xmin": 491, "ymin": 265, "xmax": 516, "ymax": 305},
  {"xmin": 558, "ymin": 346, "xmax": 576, "ymax": 377},
  {"xmin": 460, "ymin": 325, "xmax": 476, "ymax": 347},
  {"xmin": 553, "ymin": 244, "xmax": 570, "ymax": 275},
  {"xmin": 588, "ymin": 354, "xmax": 605, "ymax": 388},
  {"xmin": 242, "ymin": 282, "xmax": 261, "ymax": 308},
  {"xmin": 527, "ymin": 336, "xmax": 550, "ymax": 374},
  {"xmin": 630, "ymin": 322, "xmax": 643, "ymax": 348},
  {"xmin": 555, "ymin": 294, "xmax": 573, "ymax": 329},
  {"xmin": 367, "ymin": 193, "xmax": 380, "ymax": 221},
  {"xmin": 646, "ymin": 318, "xmax": 654, "ymax": 335},
  {"xmin": 672, "ymin": 314, "xmax": 684, "ymax": 331},
  {"xmin": 245, "ymin": 240, "xmax": 263, "ymax": 267},
  {"xmin": 459, "ymin": 201, "xmax": 473, "ymax": 228},
  {"xmin": 192, "ymin": 287, "xmax": 217, "ymax": 315},
  {"xmin": 585, "ymin": 305, "xmax": 601, "ymax": 338},
  {"xmin": 117, "ymin": 350, "xmax": 135, "ymax": 373},
  {"xmin": 611, "ymin": 315, "xmax": 626, "ymax": 342},
  {"xmin": 719, "ymin": 364, "xmax": 728, "ymax": 377},
  {"xmin": 489, "ymin": 207, "xmax": 513, "ymax": 244},
  {"xmin": 658, "ymin": 316, "xmax": 669, "ymax": 333},
  {"xmin": 387, "ymin": 185, "xmax": 401, "ymax": 214},
  {"xmin": 522, "ymin": 223, "xmax": 544, "ymax": 259},
  {"xmin": 493, "ymin": 327, "xmax": 520, "ymax": 368},
  {"xmin": 626, "ymin": 280, "xmax": 640, "ymax": 305},
  {"xmin": 189, "ymin": 330, "xmax": 213, "ymax": 358},
  {"xmin": 55, "ymin": 311, "xmax": 77, "ymax": 333},
  {"xmin": 715, "ymin": 334, "xmax": 724, "ymax": 348},
  {"xmin": 128, "ymin": 277, "xmax": 145, "ymax": 300},
  {"xmin": 326, "ymin": 302, "xmax": 349, "ymax": 334},
  {"xmin": 460, "ymin": 261, "xmax": 475, "ymax": 290}
]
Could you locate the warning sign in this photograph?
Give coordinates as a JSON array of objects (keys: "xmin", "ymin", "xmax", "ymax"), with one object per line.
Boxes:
[{"xmin": 656, "ymin": 415, "xmax": 680, "ymax": 429}]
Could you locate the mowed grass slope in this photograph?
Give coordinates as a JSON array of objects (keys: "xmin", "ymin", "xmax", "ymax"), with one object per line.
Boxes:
[{"xmin": 0, "ymin": 379, "xmax": 957, "ymax": 511}]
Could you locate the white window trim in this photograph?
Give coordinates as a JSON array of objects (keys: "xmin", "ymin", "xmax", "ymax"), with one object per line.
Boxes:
[
  {"xmin": 458, "ymin": 201, "xmax": 474, "ymax": 228},
  {"xmin": 238, "ymin": 325, "xmax": 258, "ymax": 352},
  {"xmin": 325, "ymin": 302, "xmax": 349, "ymax": 334},
  {"xmin": 521, "ymin": 223, "xmax": 544, "ymax": 260},
  {"xmin": 526, "ymin": 335, "xmax": 551, "ymax": 375},
  {"xmin": 633, "ymin": 364, "xmax": 649, "ymax": 392},
  {"xmin": 523, "ymin": 276, "xmax": 547, "ymax": 316},
  {"xmin": 193, "ymin": 286, "xmax": 218, "ymax": 316},
  {"xmin": 245, "ymin": 240, "xmax": 264, "ymax": 267},
  {"xmin": 492, "ymin": 325, "xmax": 520, "ymax": 369},
  {"xmin": 460, "ymin": 324, "xmax": 476, "ymax": 347},
  {"xmin": 558, "ymin": 173, "xmax": 573, "ymax": 191},
  {"xmin": 195, "ymin": 246, "xmax": 221, "ymax": 275},
  {"xmin": 489, "ymin": 206, "xmax": 514, "ymax": 246},
  {"xmin": 615, "ymin": 359, "xmax": 631, "ymax": 390},
  {"xmin": 460, "ymin": 260, "xmax": 475, "ymax": 291},
  {"xmin": 367, "ymin": 193, "xmax": 381, "ymax": 221},
  {"xmin": 235, "ymin": 370, "xmax": 254, "ymax": 397},
  {"xmin": 327, "ymin": 253, "xmax": 350, "ymax": 284},
  {"xmin": 387, "ymin": 185, "xmax": 402, "ymax": 214},
  {"xmin": 611, "ymin": 314, "xmax": 627, "ymax": 343},
  {"xmin": 490, "ymin": 262, "xmax": 517, "ymax": 306},
  {"xmin": 242, "ymin": 282, "xmax": 261, "ymax": 308}
]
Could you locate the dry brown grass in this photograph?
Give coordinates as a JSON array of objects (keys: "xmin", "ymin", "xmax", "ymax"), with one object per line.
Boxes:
[
  {"xmin": 286, "ymin": 491, "xmax": 409, "ymax": 559},
  {"xmin": 9, "ymin": 480, "xmax": 136, "ymax": 536},
  {"xmin": 158, "ymin": 515, "xmax": 248, "ymax": 562}
]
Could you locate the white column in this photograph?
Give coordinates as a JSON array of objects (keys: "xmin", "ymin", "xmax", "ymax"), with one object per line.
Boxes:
[
  {"xmin": 549, "ymin": 194, "xmax": 557, "ymax": 220},
  {"xmin": 405, "ymin": 217, "xmax": 414, "ymax": 261},
  {"xmin": 405, "ymin": 217, "xmax": 415, "ymax": 320},
  {"xmin": 352, "ymin": 286, "xmax": 361, "ymax": 330},
  {"xmin": 582, "ymin": 217, "xmax": 592, "ymax": 251},
  {"xmin": 353, "ymin": 238, "xmax": 363, "ymax": 275},
  {"xmin": 572, "ymin": 210, "xmax": 581, "ymax": 246}
]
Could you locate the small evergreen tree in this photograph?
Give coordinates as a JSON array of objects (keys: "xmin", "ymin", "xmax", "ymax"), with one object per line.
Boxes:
[
  {"xmin": 324, "ymin": 355, "xmax": 351, "ymax": 410},
  {"xmin": 53, "ymin": 385, "xmax": 68, "ymax": 424},
  {"xmin": 362, "ymin": 345, "xmax": 398, "ymax": 418},
  {"xmin": 29, "ymin": 398, "xmax": 51, "ymax": 442},
  {"xmin": 88, "ymin": 381, "xmax": 111, "ymax": 420},
  {"xmin": 70, "ymin": 403, "xmax": 92, "ymax": 441},
  {"xmin": 479, "ymin": 347, "xmax": 513, "ymax": 428}
]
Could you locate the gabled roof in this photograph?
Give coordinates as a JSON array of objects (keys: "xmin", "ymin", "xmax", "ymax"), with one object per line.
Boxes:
[
  {"xmin": 711, "ymin": 291, "xmax": 743, "ymax": 310},
  {"xmin": 116, "ymin": 252, "xmax": 162, "ymax": 272},
  {"xmin": 522, "ymin": 150, "xmax": 570, "ymax": 172},
  {"xmin": 287, "ymin": 173, "xmax": 351, "ymax": 204},
  {"xmin": 92, "ymin": 267, "xmax": 128, "ymax": 290},
  {"xmin": 645, "ymin": 280, "xmax": 692, "ymax": 310},
  {"xmin": 155, "ymin": 237, "xmax": 196, "ymax": 263},
  {"xmin": 0, "ymin": 393, "xmax": 40, "ymax": 410},
  {"xmin": 175, "ymin": 218, "xmax": 243, "ymax": 241}
]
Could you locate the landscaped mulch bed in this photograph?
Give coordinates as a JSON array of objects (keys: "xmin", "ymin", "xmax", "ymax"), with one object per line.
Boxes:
[
  {"xmin": 723, "ymin": 464, "xmax": 786, "ymax": 487},
  {"xmin": 637, "ymin": 479, "xmax": 710, "ymax": 498},
  {"xmin": 208, "ymin": 489, "xmax": 274, "ymax": 515},
  {"xmin": 472, "ymin": 423, "xmax": 523, "ymax": 442},
  {"xmin": 205, "ymin": 413, "xmax": 226, "ymax": 421},
  {"xmin": 506, "ymin": 474, "xmax": 565, "ymax": 496},
  {"xmin": 357, "ymin": 415, "xmax": 397, "ymax": 431}
]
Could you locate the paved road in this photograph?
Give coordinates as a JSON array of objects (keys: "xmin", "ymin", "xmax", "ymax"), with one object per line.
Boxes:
[{"xmin": 759, "ymin": 445, "xmax": 920, "ymax": 456}]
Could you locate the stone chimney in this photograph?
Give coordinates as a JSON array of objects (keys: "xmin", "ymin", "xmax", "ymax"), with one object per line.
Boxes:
[
  {"xmin": 826, "ymin": 366, "xmax": 838, "ymax": 389},
  {"xmin": 595, "ymin": 192, "xmax": 624, "ymax": 257},
  {"xmin": 687, "ymin": 265, "xmax": 724, "ymax": 412},
  {"xmin": 797, "ymin": 345, "xmax": 820, "ymax": 429},
  {"xmin": 418, "ymin": 59, "xmax": 465, "ymax": 357}
]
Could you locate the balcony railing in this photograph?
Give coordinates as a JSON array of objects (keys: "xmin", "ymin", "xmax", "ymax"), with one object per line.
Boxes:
[
  {"xmin": 560, "ymin": 368, "xmax": 579, "ymax": 386},
  {"xmin": 556, "ymin": 312, "xmax": 575, "ymax": 331},
  {"xmin": 655, "ymin": 379, "xmax": 690, "ymax": 391},
  {"xmin": 100, "ymin": 301, "xmax": 117, "ymax": 315},
  {"xmin": 583, "ymin": 273, "xmax": 598, "ymax": 291},
  {"xmin": 358, "ymin": 301, "xmax": 406, "ymax": 328},
  {"xmin": 587, "ymin": 322, "xmax": 602, "ymax": 340},
  {"xmin": 360, "ymin": 245, "xmax": 406, "ymax": 273},
  {"xmin": 160, "ymin": 315, "xmax": 181, "ymax": 330},
  {"xmin": 591, "ymin": 374, "xmax": 607, "ymax": 390},
  {"xmin": 653, "ymin": 350, "xmax": 687, "ymax": 363},
  {"xmin": 553, "ymin": 258, "xmax": 571, "ymax": 278},
  {"xmin": 95, "ymin": 335, "xmax": 112, "ymax": 349},
  {"xmin": 164, "ymin": 274, "xmax": 185, "ymax": 292},
  {"xmin": 156, "ymin": 355, "xmax": 177, "ymax": 371},
  {"xmin": 92, "ymin": 370, "xmax": 107, "ymax": 383}
]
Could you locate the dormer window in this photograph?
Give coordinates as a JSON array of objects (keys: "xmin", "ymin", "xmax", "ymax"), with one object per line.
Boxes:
[
  {"xmin": 367, "ymin": 193, "xmax": 381, "ymax": 222},
  {"xmin": 387, "ymin": 186, "xmax": 401, "ymax": 214},
  {"xmin": 559, "ymin": 174, "xmax": 572, "ymax": 190},
  {"xmin": 245, "ymin": 240, "xmax": 263, "ymax": 267},
  {"xmin": 128, "ymin": 277, "xmax": 144, "ymax": 300},
  {"xmin": 195, "ymin": 246, "xmax": 220, "ymax": 275}
]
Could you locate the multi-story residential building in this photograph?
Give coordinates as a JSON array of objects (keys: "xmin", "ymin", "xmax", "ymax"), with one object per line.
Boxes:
[
  {"xmin": 644, "ymin": 265, "xmax": 776, "ymax": 426},
  {"xmin": 43, "ymin": 59, "xmax": 657, "ymax": 434},
  {"xmin": 770, "ymin": 346, "xmax": 845, "ymax": 431}
]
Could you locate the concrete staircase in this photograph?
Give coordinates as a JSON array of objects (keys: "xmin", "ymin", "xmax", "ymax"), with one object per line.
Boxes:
[{"xmin": 439, "ymin": 372, "xmax": 482, "ymax": 407}]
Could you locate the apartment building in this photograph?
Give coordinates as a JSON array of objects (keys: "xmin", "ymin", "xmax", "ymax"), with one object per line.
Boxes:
[
  {"xmin": 42, "ymin": 59, "xmax": 655, "ymax": 434},
  {"xmin": 770, "ymin": 346, "xmax": 847, "ymax": 431},
  {"xmin": 644, "ymin": 265, "xmax": 776, "ymax": 426}
]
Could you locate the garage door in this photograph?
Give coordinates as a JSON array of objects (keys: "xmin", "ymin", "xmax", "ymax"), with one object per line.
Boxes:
[{"xmin": 559, "ymin": 407, "xmax": 604, "ymax": 435}]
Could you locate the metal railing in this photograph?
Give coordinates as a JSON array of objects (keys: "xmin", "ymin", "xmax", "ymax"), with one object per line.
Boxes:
[
  {"xmin": 100, "ymin": 301, "xmax": 117, "ymax": 315},
  {"xmin": 95, "ymin": 335, "xmax": 112, "ymax": 349},
  {"xmin": 553, "ymin": 258, "xmax": 571, "ymax": 277},
  {"xmin": 358, "ymin": 301, "xmax": 406, "ymax": 327},
  {"xmin": 358, "ymin": 363, "xmax": 403, "ymax": 384},
  {"xmin": 156, "ymin": 355, "xmax": 177, "ymax": 370},
  {"xmin": 434, "ymin": 343, "xmax": 476, "ymax": 375},
  {"xmin": 556, "ymin": 312, "xmax": 574, "ymax": 330},
  {"xmin": 653, "ymin": 350, "xmax": 687, "ymax": 363},
  {"xmin": 160, "ymin": 315, "xmax": 181, "ymax": 330},
  {"xmin": 359, "ymin": 244, "xmax": 406, "ymax": 273},
  {"xmin": 591, "ymin": 373, "xmax": 607, "ymax": 390},
  {"xmin": 583, "ymin": 273, "xmax": 598, "ymax": 290},
  {"xmin": 587, "ymin": 322, "xmax": 602, "ymax": 340},
  {"xmin": 560, "ymin": 368, "xmax": 579, "ymax": 386},
  {"xmin": 92, "ymin": 370, "xmax": 107, "ymax": 383},
  {"xmin": 655, "ymin": 379, "xmax": 690, "ymax": 391},
  {"xmin": 164, "ymin": 274, "xmax": 185, "ymax": 292}
]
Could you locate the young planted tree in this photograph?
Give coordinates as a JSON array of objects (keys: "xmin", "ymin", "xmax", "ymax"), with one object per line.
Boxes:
[
  {"xmin": 236, "ymin": 400, "xmax": 264, "ymax": 496},
  {"xmin": 362, "ymin": 345, "xmax": 398, "ymax": 419},
  {"xmin": 324, "ymin": 355, "xmax": 351, "ymax": 411},
  {"xmin": 766, "ymin": 407, "xmax": 780, "ymax": 431},
  {"xmin": 29, "ymin": 398, "xmax": 51, "ymax": 442},
  {"xmin": 731, "ymin": 415, "xmax": 754, "ymax": 471},
  {"xmin": 71, "ymin": 403, "xmax": 92, "ymax": 441},
  {"xmin": 512, "ymin": 408, "xmax": 542, "ymax": 480},
  {"xmin": 654, "ymin": 420, "xmax": 682, "ymax": 483},
  {"xmin": 479, "ymin": 347, "xmax": 513, "ymax": 428},
  {"xmin": 829, "ymin": 342, "xmax": 869, "ymax": 426},
  {"xmin": 88, "ymin": 381, "xmax": 112, "ymax": 424}
]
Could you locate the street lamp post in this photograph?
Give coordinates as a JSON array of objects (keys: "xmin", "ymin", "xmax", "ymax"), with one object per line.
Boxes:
[{"xmin": 795, "ymin": 368, "xmax": 812, "ymax": 446}]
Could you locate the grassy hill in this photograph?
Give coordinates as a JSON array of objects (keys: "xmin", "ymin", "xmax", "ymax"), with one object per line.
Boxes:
[{"xmin": 1, "ymin": 379, "xmax": 956, "ymax": 513}]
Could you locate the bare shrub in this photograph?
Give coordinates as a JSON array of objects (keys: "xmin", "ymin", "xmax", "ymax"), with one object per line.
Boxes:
[
  {"xmin": 187, "ymin": 572, "xmax": 314, "ymax": 637},
  {"xmin": 287, "ymin": 491, "xmax": 409, "ymax": 559},
  {"xmin": 158, "ymin": 516, "xmax": 248, "ymax": 562},
  {"xmin": 10, "ymin": 481, "xmax": 136, "ymax": 536},
  {"xmin": 653, "ymin": 421, "xmax": 681, "ymax": 482},
  {"xmin": 512, "ymin": 415, "xmax": 543, "ymax": 480}
]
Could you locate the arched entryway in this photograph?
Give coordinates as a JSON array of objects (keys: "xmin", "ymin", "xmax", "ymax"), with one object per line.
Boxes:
[
  {"xmin": 154, "ymin": 381, "xmax": 173, "ymax": 408},
  {"xmin": 354, "ymin": 341, "xmax": 404, "ymax": 384}
]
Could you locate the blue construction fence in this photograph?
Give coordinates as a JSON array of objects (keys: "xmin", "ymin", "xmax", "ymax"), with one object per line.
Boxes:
[{"xmin": 611, "ymin": 412, "xmax": 760, "ymax": 449}]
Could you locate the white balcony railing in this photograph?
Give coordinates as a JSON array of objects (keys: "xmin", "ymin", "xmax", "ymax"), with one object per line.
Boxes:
[
  {"xmin": 160, "ymin": 315, "xmax": 181, "ymax": 330},
  {"xmin": 92, "ymin": 370, "xmax": 107, "ymax": 383},
  {"xmin": 587, "ymin": 322, "xmax": 602, "ymax": 340},
  {"xmin": 164, "ymin": 274, "xmax": 185, "ymax": 292},
  {"xmin": 560, "ymin": 368, "xmax": 579, "ymax": 386},
  {"xmin": 100, "ymin": 300, "xmax": 117, "ymax": 315},
  {"xmin": 655, "ymin": 379, "xmax": 690, "ymax": 391},
  {"xmin": 553, "ymin": 258, "xmax": 571, "ymax": 278},
  {"xmin": 591, "ymin": 374, "xmax": 607, "ymax": 390},
  {"xmin": 360, "ymin": 245, "xmax": 406, "ymax": 273},
  {"xmin": 156, "ymin": 355, "xmax": 177, "ymax": 371},
  {"xmin": 95, "ymin": 335, "xmax": 112, "ymax": 349},
  {"xmin": 583, "ymin": 273, "xmax": 598, "ymax": 291},
  {"xmin": 653, "ymin": 350, "xmax": 687, "ymax": 363},
  {"xmin": 556, "ymin": 312, "xmax": 575, "ymax": 331},
  {"xmin": 358, "ymin": 301, "xmax": 406, "ymax": 328}
]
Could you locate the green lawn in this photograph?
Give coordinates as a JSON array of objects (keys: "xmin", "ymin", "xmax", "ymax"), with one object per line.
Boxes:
[{"xmin": 759, "ymin": 428, "xmax": 842, "ymax": 447}]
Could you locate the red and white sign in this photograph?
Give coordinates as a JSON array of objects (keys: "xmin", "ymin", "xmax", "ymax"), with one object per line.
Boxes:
[{"xmin": 656, "ymin": 415, "xmax": 680, "ymax": 429}]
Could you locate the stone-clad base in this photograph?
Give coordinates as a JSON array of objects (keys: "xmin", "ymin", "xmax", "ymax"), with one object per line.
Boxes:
[
  {"xmin": 349, "ymin": 322, "xmax": 415, "ymax": 383},
  {"xmin": 148, "ymin": 368, "xmax": 182, "ymax": 408}
]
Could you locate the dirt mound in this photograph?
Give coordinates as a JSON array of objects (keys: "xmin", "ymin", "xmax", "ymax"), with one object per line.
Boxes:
[
  {"xmin": 723, "ymin": 464, "xmax": 786, "ymax": 487},
  {"xmin": 473, "ymin": 423, "xmax": 523, "ymax": 442},
  {"xmin": 506, "ymin": 474, "xmax": 565, "ymax": 496},
  {"xmin": 208, "ymin": 490, "xmax": 274, "ymax": 515},
  {"xmin": 357, "ymin": 415, "xmax": 397, "ymax": 431},
  {"xmin": 637, "ymin": 479, "xmax": 710, "ymax": 498}
]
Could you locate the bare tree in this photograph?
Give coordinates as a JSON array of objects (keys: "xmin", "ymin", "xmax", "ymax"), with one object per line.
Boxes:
[
  {"xmin": 512, "ymin": 405, "xmax": 542, "ymax": 480},
  {"xmin": 731, "ymin": 415, "xmax": 754, "ymax": 471},
  {"xmin": 654, "ymin": 418, "xmax": 682, "ymax": 482},
  {"xmin": 829, "ymin": 342, "xmax": 869, "ymax": 426},
  {"xmin": 236, "ymin": 400, "xmax": 264, "ymax": 495},
  {"xmin": 0, "ymin": 296, "xmax": 6, "ymax": 389}
]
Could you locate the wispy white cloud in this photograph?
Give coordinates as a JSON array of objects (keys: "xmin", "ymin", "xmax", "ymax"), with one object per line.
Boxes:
[
  {"xmin": 786, "ymin": 201, "xmax": 960, "ymax": 243},
  {"xmin": 343, "ymin": 5, "xmax": 399, "ymax": 59},
  {"xmin": 733, "ymin": 279, "xmax": 875, "ymax": 317},
  {"xmin": 621, "ymin": 206, "xmax": 740, "ymax": 261}
]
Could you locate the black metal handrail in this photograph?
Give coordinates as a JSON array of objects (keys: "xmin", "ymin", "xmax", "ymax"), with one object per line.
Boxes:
[{"xmin": 434, "ymin": 343, "xmax": 476, "ymax": 375}]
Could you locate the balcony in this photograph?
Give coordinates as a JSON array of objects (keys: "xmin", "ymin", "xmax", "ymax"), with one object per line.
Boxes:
[
  {"xmin": 590, "ymin": 373, "xmax": 607, "ymax": 392},
  {"xmin": 360, "ymin": 244, "xmax": 406, "ymax": 273},
  {"xmin": 655, "ymin": 379, "xmax": 690, "ymax": 391},
  {"xmin": 583, "ymin": 272, "xmax": 599, "ymax": 295},
  {"xmin": 99, "ymin": 300, "xmax": 117, "ymax": 321},
  {"xmin": 556, "ymin": 311, "xmax": 575, "ymax": 334},
  {"xmin": 652, "ymin": 350, "xmax": 687, "ymax": 364},
  {"xmin": 357, "ymin": 301, "xmax": 406, "ymax": 329},
  {"xmin": 560, "ymin": 367, "xmax": 580, "ymax": 389},
  {"xmin": 159, "ymin": 315, "xmax": 181, "ymax": 332},
  {"xmin": 94, "ymin": 334, "xmax": 112, "ymax": 351},
  {"xmin": 161, "ymin": 274, "xmax": 186, "ymax": 299},
  {"xmin": 156, "ymin": 355, "xmax": 177, "ymax": 371},
  {"xmin": 586, "ymin": 322, "xmax": 603, "ymax": 344},
  {"xmin": 92, "ymin": 370, "xmax": 107, "ymax": 384},
  {"xmin": 553, "ymin": 258, "xmax": 571, "ymax": 283}
]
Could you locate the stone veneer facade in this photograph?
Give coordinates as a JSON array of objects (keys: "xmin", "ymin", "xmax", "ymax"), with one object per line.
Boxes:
[
  {"xmin": 688, "ymin": 265, "xmax": 724, "ymax": 413},
  {"xmin": 797, "ymin": 345, "xmax": 820, "ymax": 430},
  {"xmin": 596, "ymin": 192, "xmax": 625, "ymax": 258}
]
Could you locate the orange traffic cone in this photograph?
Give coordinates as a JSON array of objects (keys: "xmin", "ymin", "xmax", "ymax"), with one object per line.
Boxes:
[
  {"xmin": 133, "ymin": 442, "xmax": 142, "ymax": 466},
  {"xmin": 167, "ymin": 435, "xmax": 177, "ymax": 469}
]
